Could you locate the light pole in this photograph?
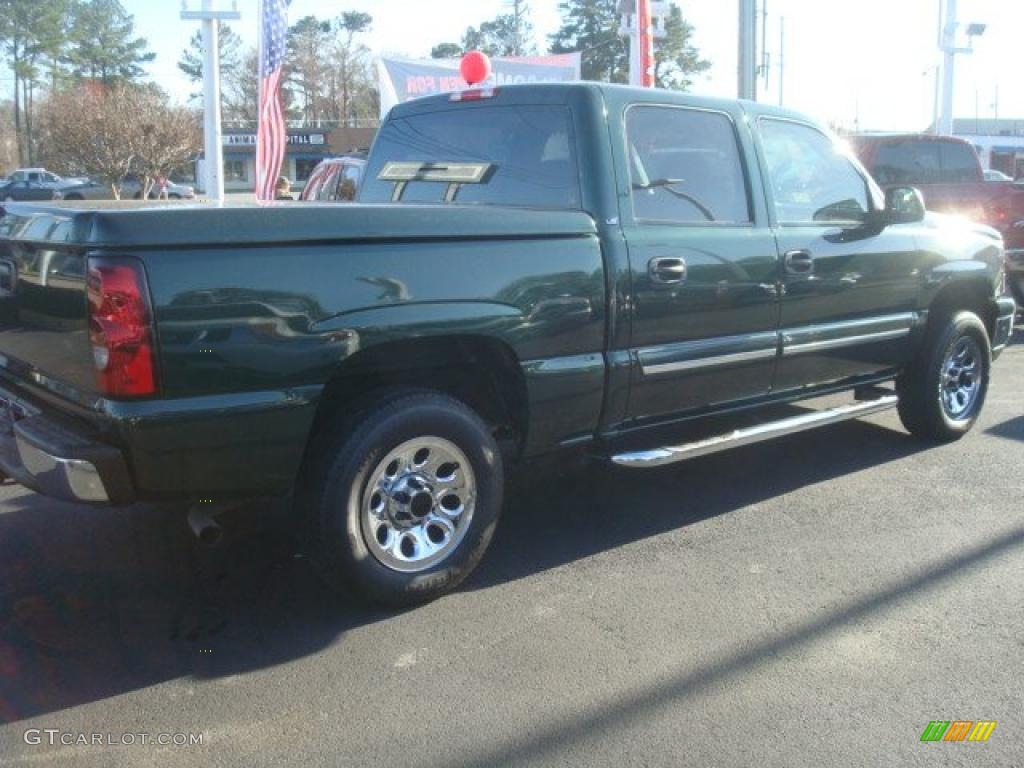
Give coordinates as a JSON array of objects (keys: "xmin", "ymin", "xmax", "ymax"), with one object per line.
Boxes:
[
  {"xmin": 936, "ymin": 0, "xmax": 985, "ymax": 136},
  {"xmin": 181, "ymin": 0, "xmax": 241, "ymax": 201},
  {"xmin": 737, "ymin": 0, "xmax": 756, "ymax": 100}
]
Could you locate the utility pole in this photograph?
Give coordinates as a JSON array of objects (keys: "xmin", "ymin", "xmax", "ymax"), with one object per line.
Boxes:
[
  {"xmin": 738, "ymin": 0, "xmax": 757, "ymax": 100},
  {"xmin": 758, "ymin": 0, "xmax": 769, "ymax": 92},
  {"xmin": 181, "ymin": 0, "xmax": 241, "ymax": 201},
  {"xmin": 778, "ymin": 17, "xmax": 785, "ymax": 107},
  {"xmin": 511, "ymin": 0, "xmax": 528, "ymax": 57},
  {"xmin": 937, "ymin": 0, "xmax": 986, "ymax": 136}
]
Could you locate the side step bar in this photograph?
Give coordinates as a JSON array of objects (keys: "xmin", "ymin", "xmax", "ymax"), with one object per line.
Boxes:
[{"xmin": 610, "ymin": 395, "xmax": 899, "ymax": 469}]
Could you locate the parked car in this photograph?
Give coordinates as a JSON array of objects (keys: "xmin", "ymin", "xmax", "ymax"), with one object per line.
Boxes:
[
  {"xmin": 299, "ymin": 156, "xmax": 365, "ymax": 202},
  {"xmin": 0, "ymin": 178, "xmax": 63, "ymax": 202},
  {"xmin": 0, "ymin": 84, "xmax": 1015, "ymax": 609},
  {"xmin": 5, "ymin": 167, "xmax": 89, "ymax": 187},
  {"xmin": 59, "ymin": 176, "xmax": 196, "ymax": 201},
  {"xmin": 984, "ymin": 169, "xmax": 1014, "ymax": 182}
]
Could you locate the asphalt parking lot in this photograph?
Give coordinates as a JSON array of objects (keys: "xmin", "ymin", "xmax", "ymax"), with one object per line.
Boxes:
[{"xmin": 0, "ymin": 325, "xmax": 1021, "ymax": 768}]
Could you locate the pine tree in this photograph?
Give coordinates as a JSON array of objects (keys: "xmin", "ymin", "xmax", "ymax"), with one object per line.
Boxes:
[
  {"xmin": 654, "ymin": 5, "xmax": 711, "ymax": 90},
  {"xmin": 0, "ymin": 0, "xmax": 72, "ymax": 164},
  {"xmin": 177, "ymin": 25, "xmax": 252, "ymax": 122},
  {"xmin": 65, "ymin": 0, "xmax": 155, "ymax": 84},
  {"xmin": 550, "ymin": 0, "xmax": 710, "ymax": 88},
  {"xmin": 430, "ymin": 43, "xmax": 462, "ymax": 60},
  {"xmin": 549, "ymin": 0, "xmax": 626, "ymax": 83},
  {"xmin": 435, "ymin": 3, "xmax": 536, "ymax": 59}
]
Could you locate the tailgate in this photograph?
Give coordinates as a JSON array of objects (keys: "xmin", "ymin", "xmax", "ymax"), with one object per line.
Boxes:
[{"xmin": 0, "ymin": 216, "xmax": 96, "ymax": 403}]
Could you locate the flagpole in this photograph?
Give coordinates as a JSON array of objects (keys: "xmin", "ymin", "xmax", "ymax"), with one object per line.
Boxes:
[
  {"xmin": 181, "ymin": 1, "xmax": 240, "ymax": 202},
  {"xmin": 256, "ymin": 0, "xmax": 264, "ymax": 198}
]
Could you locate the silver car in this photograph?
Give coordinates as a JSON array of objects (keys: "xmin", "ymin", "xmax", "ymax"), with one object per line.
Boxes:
[{"xmin": 59, "ymin": 177, "xmax": 196, "ymax": 201}]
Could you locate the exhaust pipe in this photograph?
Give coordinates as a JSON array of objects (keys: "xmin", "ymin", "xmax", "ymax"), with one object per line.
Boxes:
[{"xmin": 188, "ymin": 506, "xmax": 224, "ymax": 548}]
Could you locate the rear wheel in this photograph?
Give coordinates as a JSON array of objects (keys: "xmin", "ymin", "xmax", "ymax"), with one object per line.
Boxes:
[
  {"xmin": 302, "ymin": 391, "xmax": 503, "ymax": 607},
  {"xmin": 897, "ymin": 311, "xmax": 990, "ymax": 441}
]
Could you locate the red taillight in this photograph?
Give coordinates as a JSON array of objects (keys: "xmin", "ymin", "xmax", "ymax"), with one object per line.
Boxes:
[{"xmin": 87, "ymin": 258, "xmax": 157, "ymax": 397}]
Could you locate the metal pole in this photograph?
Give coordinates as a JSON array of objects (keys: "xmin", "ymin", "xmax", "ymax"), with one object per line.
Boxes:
[
  {"xmin": 630, "ymin": 0, "xmax": 642, "ymax": 86},
  {"xmin": 778, "ymin": 16, "xmax": 784, "ymax": 106},
  {"xmin": 938, "ymin": 0, "xmax": 956, "ymax": 135},
  {"xmin": 760, "ymin": 0, "xmax": 768, "ymax": 88},
  {"xmin": 738, "ymin": 0, "xmax": 756, "ymax": 100},
  {"xmin": 201, "ymin": 0, "xmax": 224, "ymax": 201}
]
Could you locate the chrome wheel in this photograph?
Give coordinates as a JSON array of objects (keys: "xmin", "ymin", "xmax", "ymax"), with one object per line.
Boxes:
[
  {"xmin": 940, "ymin": 336, "xmax": 982, "ymax": 420},
  {"xmin": 360, "ymin": 436, "xmax": 476, "ymax": 573}
]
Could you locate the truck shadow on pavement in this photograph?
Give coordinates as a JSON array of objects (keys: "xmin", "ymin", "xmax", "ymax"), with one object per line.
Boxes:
[{"xmin": 0, "ymin": 416, "xmax": 934, "ymax": 723}]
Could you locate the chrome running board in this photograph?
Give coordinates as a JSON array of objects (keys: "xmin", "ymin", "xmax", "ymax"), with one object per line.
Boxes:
[{"xmin": 610, "ymin": 395, "xmax": 899, "ymax": 469}]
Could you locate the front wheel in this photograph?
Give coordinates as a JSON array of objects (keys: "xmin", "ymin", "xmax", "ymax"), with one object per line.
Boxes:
[
  {"xmin": 303, "ymin": 391, "xmax": 503, "ymax": 607},
  {"xmin": 897, "ymin": 311, "xmax": 991, "ymax": 441}
]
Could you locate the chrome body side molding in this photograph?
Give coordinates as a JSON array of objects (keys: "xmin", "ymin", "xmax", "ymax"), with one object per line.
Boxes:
[
  {"xmin": 780, "ymin": 313, "xmax": 917, "ymax": 357},
  {"xmin": 636, "ymin": 313, "xmax": 919, "ymax": 376}
]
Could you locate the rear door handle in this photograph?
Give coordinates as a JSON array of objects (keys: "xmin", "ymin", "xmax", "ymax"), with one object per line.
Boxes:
[
  {"xmin": 648, "ymin": 256, "xmax": 687, "ymax": 285},
  {"xmin": 784, "ymin": 249, "xmax": 814, "ymax": 275}
]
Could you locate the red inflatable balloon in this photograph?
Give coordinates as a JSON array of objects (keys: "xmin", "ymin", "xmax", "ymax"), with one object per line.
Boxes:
[{"xmin": 460, "ymin": 51, "xmax": 492, "ymax": 86}]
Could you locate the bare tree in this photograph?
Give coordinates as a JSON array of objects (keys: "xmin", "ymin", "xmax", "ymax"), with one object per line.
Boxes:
[{"xmin": 37, "ymin": 82, "xmax": 200, "ymax": 199}]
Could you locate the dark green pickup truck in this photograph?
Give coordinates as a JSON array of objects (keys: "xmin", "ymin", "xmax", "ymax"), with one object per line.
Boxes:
[{"xmin": 0, "ymin": 84, "xmax": 1016, "ymax": 605}]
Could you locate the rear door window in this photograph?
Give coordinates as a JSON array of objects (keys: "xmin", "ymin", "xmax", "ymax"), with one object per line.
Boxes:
[
  {"xmin": 360, "ymin": 105, "xmax": 580, "ymax": 209},
  {"xmin": 626, "ymin": 105, "xmax": 751, "ymax": 225}
]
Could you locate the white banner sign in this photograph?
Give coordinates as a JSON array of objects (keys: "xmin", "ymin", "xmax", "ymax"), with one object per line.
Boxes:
[{"xmin": 378, "ymin": 54, "xmax": 582, "ymax": 118}]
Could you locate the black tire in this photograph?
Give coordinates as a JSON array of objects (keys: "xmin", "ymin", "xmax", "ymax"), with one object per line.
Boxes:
[
  {"xmin": 64, "ymin": 194, "xmax": 83, "ymax": 201},
  {"xmin": 897, "ymin": 311, "xmax": 991, "ymax": 441},
  {"xmin": 301, "ymin": 391, "xmax": 503, "ymax": 607}
]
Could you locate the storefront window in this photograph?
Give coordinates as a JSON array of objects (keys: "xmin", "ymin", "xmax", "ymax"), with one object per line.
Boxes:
[
  {"xmin": 224, "ymin": 159, "xmax": 247, "ymax": 182},
  {"xmin": 295, "ymin": 159, "xmax": 320, "ymax": 182}
]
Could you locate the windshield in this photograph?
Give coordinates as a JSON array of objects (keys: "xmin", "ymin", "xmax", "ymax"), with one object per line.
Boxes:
[{"xmin": 359, "ymin": 105, "xmax": 581, "ymax": 209}]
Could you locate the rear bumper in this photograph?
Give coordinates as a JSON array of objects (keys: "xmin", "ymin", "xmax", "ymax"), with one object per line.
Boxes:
[
  {"xmin": 991, "ymin": 295, "xmax": 1016, "ymax": 360},
  {"xmin": 0, "ymin": 386, "xmax": 134, "ymax": 505}
]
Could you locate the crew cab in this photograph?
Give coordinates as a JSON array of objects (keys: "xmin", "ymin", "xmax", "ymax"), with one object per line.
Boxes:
[{"xmin": 0, "ymin": 84, "xmax": 1015, "ymax": 606}]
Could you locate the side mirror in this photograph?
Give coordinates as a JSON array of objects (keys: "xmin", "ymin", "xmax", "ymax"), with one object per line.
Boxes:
[{"xmin": 885, "ymin": 186, "xmax": 926, "ymax": 225}]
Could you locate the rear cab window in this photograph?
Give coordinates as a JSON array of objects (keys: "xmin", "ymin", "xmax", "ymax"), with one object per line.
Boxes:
[
  {"xmin": 869, "ymin": 138, "xmax": 980, "ymax": 185},
  {"xmin": 359, "ymin": 105, "xmax": 581, "ymax": 209}
]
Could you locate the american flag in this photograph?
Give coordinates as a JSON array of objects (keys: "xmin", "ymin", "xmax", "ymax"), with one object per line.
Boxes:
[{"xmin": 256, "ymin": 0, "xmax": 291, "ymax": 201}]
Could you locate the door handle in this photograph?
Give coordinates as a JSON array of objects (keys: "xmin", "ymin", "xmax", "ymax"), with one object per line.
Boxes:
[
  {"xmin": 648, "ymin": 256, "xmax": 687, "ymax": 285},
  {"xmin": 784, "ymin": 249, "xmax": 814, "ymax": 275}
]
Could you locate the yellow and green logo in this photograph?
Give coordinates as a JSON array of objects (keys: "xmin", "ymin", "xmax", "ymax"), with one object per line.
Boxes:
[{"xmin": 921, "ymin": 720, "xmax": 997, "ymax": 742}]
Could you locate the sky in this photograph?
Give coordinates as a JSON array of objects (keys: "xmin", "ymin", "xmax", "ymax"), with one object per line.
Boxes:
[{"xmin": 28, "ymin": 0, "xmax": 1024, "ymax": 131}]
